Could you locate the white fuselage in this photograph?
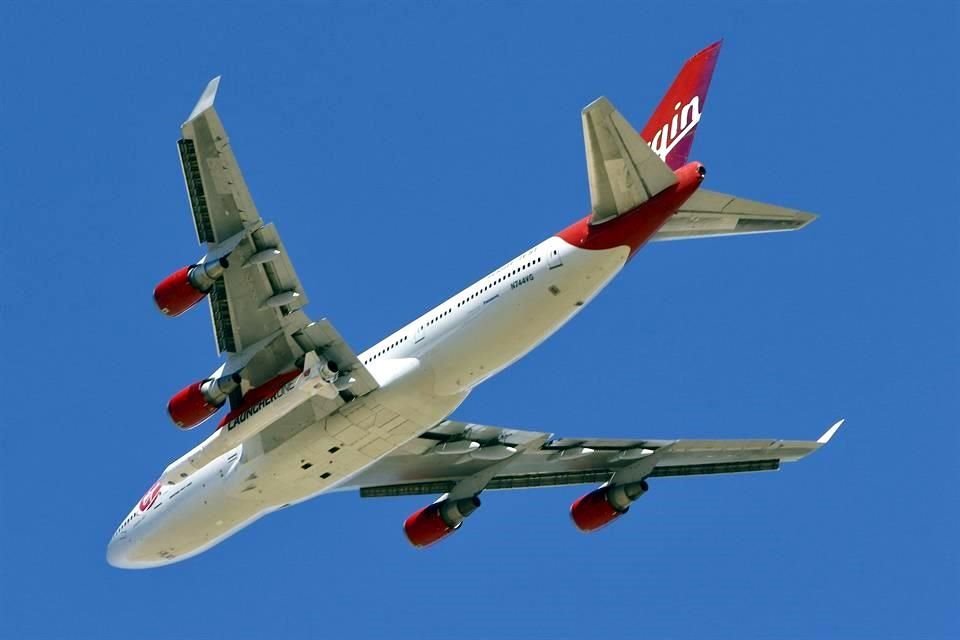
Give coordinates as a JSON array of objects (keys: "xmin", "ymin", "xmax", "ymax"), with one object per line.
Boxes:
[{"xmin": 107, "ymin": 236, "xmax": 629, "ymax": 568}]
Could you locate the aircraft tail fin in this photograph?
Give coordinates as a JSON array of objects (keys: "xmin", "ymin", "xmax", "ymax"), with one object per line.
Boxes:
[{"xmin": 640, "ymin": 41, "xmax": 722, "ymax": 170}]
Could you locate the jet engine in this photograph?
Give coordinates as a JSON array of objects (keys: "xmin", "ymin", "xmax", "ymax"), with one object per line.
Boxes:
[
  {"xmin": 403, "ymin": 496, "xmax": 481, "ymax": 548},
  {"xmin": 314, "ymin": 358, "xmax": 339, "ymax": 383},
  {"xmin": 167, "ymin": 373, "xmax": 241, "ymax": 429},
  {"xmin": 153, "ymin": 258, "xmax": 229, "ymax": 316},
  {"xmin": 569, "ymin": 480, "xmax": 649, "ymax": 532}
]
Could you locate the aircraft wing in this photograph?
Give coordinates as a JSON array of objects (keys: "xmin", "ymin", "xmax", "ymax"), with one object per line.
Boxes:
[
  {"xmin": 652, "ymin": 188, "xmax": 817, "ymax": 241},
  {"xmin": 338, "ymin": 418, "xmax": 844, "ymax": 498},
  {"xmin": 174, "ymin": 78, "xmax": 377, "ymax": 394}
]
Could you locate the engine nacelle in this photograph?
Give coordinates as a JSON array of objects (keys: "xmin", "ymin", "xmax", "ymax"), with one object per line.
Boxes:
[
  {"xmin": 315, "ymin": 358, "xmax": 339, "ymax": 383},
  {"xmin": 570, "ymin": 480, "xmax": 649, "ymax": 533},
  {"xmin": 153, "ymin": 258, "xmax": 228, "ymax": 317},
  {"xmin": 403, "ymin": 496, "xmax": 481, "ymax": 548},
  {"xmin": 167, "ymin": 373, "xmax": 241, "ymax": 429}
]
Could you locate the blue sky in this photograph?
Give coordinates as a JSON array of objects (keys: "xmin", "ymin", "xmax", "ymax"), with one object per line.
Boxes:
[{"xmin": 1, "ymin": 2, "xmax": 957, "ymax": 638}]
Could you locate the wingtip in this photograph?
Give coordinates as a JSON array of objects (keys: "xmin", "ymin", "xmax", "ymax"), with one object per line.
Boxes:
[
  {"xmin": 792, "ymin": 210, "xmax": 819, "ymax": 231},
  {"xmin": 817, "ymin": 419, "xmax": 845, "ymax": 445},
  {"xmin": 186, "ymin": 75, "xmax": 222, "ymax": 123}
]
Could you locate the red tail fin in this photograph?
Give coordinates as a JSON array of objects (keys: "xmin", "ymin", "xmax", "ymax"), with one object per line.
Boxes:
[{"xmin": 640, "ymin": 41, "xmax": 722, "ymax": 170}]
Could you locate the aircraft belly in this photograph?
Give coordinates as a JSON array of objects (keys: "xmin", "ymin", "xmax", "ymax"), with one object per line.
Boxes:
[
  {"xmin": 137, "ymin": 361, "xmax": 470, "ymax": 565},
  {"xmin": 223, "ymin": 382, "xmax": 467, "ymax": 509}
]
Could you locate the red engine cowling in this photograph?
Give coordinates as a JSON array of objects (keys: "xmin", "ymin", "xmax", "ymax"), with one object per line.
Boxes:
[
  {"xmin": 403, "ymin": 497, "xmax": 481, "ymax": 548},
  {"xmin": 570, "ymin": 480, "xmax": 649, "ymax": 533},
  {"xmin": 167, "ymin": 374, "xmax": 240, "ymax": 429},
  {"xmin": 153, "ymin": 259, "xmax": 228, "ymax": 317}
]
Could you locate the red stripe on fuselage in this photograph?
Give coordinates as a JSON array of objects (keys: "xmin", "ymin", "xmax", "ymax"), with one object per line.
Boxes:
[{"xmin": 555, "ymin": 162, "xmax": 704, "ymax": 257}]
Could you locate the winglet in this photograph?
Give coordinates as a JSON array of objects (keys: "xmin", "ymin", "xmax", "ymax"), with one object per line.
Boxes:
[
  {"xmin": 186, "ymin": 76, "xmax": 221, "ymax": 123},
  {"xmin": 817, "ymin": 419, "xmax": 845, "ymax": 445}
]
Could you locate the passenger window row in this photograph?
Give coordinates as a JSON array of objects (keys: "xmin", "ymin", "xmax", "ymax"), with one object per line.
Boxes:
[
  {"xmin": 119, "ymin": 512, "xmax": 137, "ymax": 531},
  {"xmin": 457, "ymin": 256, "xmax": 542, "ymax": 308},
  {"xmin": 363, "ymin": 256, "xmax": 543, "ymax": 365},
  {"xmin": 364, "ymin": 335, "xmax": 409, "ymax": 365}
]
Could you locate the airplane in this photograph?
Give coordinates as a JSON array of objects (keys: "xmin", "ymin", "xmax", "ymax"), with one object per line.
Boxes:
[{"xmin": 107, "ymin": 41, "xmax": 841, "ymax": 569}]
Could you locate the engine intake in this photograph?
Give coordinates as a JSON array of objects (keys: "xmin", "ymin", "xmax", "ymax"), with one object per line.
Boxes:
[
  {"xmin": 153, "ymin": 258, "xmax": 228, "ymax": 317},
  {"xmin": 403, "ymin": 496, "xmax": 481, "ymax": 548},
  {"xmin": 570, "ymin": 480, "xmax": 648, "ymax": 533},
  {"xmin": 167, "ymin": 373, "xmax": 241, "ymax": 429}
]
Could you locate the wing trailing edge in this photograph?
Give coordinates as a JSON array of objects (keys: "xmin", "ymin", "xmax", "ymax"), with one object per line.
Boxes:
[{"xmin": 341, "ymin": 417, "xmax": 842, "ymax": 497}]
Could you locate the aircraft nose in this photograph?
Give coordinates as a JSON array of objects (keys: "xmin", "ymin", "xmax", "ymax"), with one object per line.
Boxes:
[{"xmin": 106, "ymin": 536, "xmax": 136, "ymax": 569}]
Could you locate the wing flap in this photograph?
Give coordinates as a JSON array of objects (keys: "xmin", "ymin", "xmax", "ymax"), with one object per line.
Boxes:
[{"xmin": 358, "ymin": 461, "xmax": 782, "ymax": 498}]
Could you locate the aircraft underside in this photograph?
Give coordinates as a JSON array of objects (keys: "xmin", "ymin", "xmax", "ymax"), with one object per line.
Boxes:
[
  {"xmin": 110, "ymin": 240, "xmax": 628, "ymax": 566},
  {"xmin": 108, "ymin": 41, "xmax": 835, "ymax": 569}
]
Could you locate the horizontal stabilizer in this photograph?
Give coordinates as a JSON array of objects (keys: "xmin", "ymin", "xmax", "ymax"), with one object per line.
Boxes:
[
  {"xmin": 653, "ymin": 188, "xmax": 816, "ymax": 241},
  {"xmin": 582, "ymin": 97, "xmax": 677, "ymax": 225}
]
